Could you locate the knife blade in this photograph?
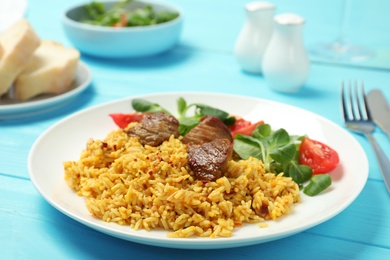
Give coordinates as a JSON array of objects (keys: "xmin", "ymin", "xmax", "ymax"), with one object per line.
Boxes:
[{"xmin": 367, "ymin": 89, "xmax": 390, "ymax": 138}]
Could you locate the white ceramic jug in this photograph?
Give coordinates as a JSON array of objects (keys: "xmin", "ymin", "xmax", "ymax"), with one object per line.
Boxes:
[
  {"xmin": 234, "ymin": 1, "xmax": 275, "ymax": 74},
  {"xmin": 262, "ymin": 13, "xmax": 310, "ymax": 93}
]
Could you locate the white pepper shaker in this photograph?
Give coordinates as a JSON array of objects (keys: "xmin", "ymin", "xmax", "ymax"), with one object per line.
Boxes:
[
  {"xmin": 262, "ymin": 13, "xmax": 310, "ymax": 93},
  {"xmin": 234, "ymin": 1, "xmax": 275, "ymax": 74}
]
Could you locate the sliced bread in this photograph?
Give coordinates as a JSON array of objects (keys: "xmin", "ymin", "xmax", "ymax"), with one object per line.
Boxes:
[
  {"xmin": 13, "ymin": 40, "xmax": 80, "ymax": 100},
  {"xmin": 0, "ymin": 19, "xmax": 41, "ymax": 96}
]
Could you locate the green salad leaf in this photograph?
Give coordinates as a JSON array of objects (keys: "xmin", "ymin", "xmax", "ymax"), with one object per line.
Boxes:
[
  {"xmin": 176, "ymin": 97, "xmax": 235, "ymax": 135},
  {"xmin": 303, "ymin": 174, "xmax": 332, "ymax": 196},
  {"xmin": 84, "ymin": 2, "xmax": 105, "ymax": 21},
  {"xmin": 131, "ymin": 97, "xmax": 235, "ymax": 136},
  {"xmin": 131, "ymin": 99, "xmax": 171, "ymax": 114},
  {"xmin": 234, "ymin": 124, "xmax": 305, "ymax": 174},
  {"xmin": 81, "ymin": 0, "xmax": 179, "ymax": 27},
  {"xmin": 233, "ymin": 123, "xmax": 331, "ymax": 195}
]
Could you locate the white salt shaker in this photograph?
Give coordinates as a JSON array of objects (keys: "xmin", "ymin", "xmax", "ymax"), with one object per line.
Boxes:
[
  {"xmin": 234, "ymin": 1, "xmax": 275, "ymax": 74},
  {"xmin": 262, "ymin": 13, "xmax": 310, "ymax": 93}
]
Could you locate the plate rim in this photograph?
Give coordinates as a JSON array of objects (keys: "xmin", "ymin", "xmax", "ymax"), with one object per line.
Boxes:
[{"xmin": 28, "ymin": 92, "xmax": 369, "ymax": 249}]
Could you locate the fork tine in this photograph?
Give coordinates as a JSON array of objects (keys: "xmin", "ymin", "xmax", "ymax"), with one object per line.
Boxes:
[
  {"xmin": 355, "ymin": 81, "xmax": 364, "ymax": 120},
  {"xmin": 360, "ymin": 82, "xmax": 372, "ymax": 121},
  {"xmin": 342, "ymin": 81, "xmax": 372, "ymax": 122},
  {"xmin": 349, "ymin": 80, "xmax": 360, "ymax": 120},
  {"xmin": 341, "ymin": 81, "xmax": 349, "ymax": 122},
  {"xmin": 350, "ymin": 80, "xmax": 368, "ymax": 121},
  {"xmin": 353, "ymin": 81, "xmax": 371, "ymax": 121}
]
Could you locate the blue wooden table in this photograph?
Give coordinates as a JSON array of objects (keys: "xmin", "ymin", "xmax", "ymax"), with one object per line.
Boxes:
[{"xmin": 1, "ymin": 0, "xmax": 390, "ymax": 259}]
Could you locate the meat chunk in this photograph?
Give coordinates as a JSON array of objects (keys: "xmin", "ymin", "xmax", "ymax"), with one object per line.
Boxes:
[
  {"xmin": 126, "ymin": 112, "xmax": 179, "ymax": 146},
  {"xmin": 187, "ymin": 138, "xmax": 233, "ymax": 182},
  {"xmin": 183, "ymin": 116, "xmax": 234, "ymax": 181},
  {"xmin": 182, "ymin": 115, "xmax": 233, "ymax": 145}
]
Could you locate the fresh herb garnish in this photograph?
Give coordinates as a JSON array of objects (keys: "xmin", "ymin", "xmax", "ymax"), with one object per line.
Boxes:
[
  {"xmin": 81, "ymin": 0, "xmax": 179, "ymax": 27},
  {"xmin": 131, "ymin": 97, "xmax": 235, "ymax": 136},
  {"xmin": 131, "ymin": 99, "xmax": 171, "ymax": 114},
  {"xmin": 176, "ymin": 97, "xmax": 235, "ymax": 135},
  {"xmin": 234, "ymin": 124, "xmax": 306, "ymax": 174},
  {"xmin": 233, "ymin": 123, "xmax": 330, "ymax": 195},
  {"xmin": 303, "ymin": 174, "xmax": 332, "ymax": 196}
]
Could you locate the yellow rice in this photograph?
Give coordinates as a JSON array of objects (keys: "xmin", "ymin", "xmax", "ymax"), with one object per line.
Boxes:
[{"xmin": 64, "ymin": 126, "xmax": 300, "ymax": 238}]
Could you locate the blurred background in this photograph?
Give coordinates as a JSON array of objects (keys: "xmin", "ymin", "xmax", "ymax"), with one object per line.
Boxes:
[{"xmin": 30, "ymin": 0, "xmax": 390, "ymax": 69}]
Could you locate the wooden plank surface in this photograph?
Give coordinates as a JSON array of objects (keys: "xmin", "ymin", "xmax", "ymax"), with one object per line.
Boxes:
[{"xmin": 1, "ymin": 0, "xmax": 390, "ymax": 258}]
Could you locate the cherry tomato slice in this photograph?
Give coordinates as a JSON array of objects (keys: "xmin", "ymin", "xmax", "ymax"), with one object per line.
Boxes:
[
  {"xmin": 109, "ymin": 113, "xmax": 146, "ymax": 128},
  {"xmin": 230, "ymin": 120, "xmax": 264, "ymax": 138},
  {"xmin": 112, "ymin": 13, "xmax": 128, "ymax": 27},
  {"xmin": 299, "ymin": 137, "xmax": 339, "ymax": 174},
  {"xmin": 229, "ymin": 118, "xmax": 251, "ymax": 132}
]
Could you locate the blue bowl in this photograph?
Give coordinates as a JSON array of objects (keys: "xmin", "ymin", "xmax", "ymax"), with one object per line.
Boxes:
[{"xmin": 62, "ymin": 0, "xmax": 183, "ymax": 58}]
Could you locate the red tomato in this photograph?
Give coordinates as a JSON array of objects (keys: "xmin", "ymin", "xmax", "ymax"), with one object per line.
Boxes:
[
  {"xmin": 229, "ymin": 118, "xmax": 251, "ymax": 132},
  {"xmin": 299, "ymin": 137, "xmax": 339, "ymax": 174},
  {"xmin": 109, "ymin": 113, "xmax": 146, "ymax": 128},
  {"xmin": 112, "ymin": 13, "xmax": 128, "ymax": 27},
  {"xmin": 120, "ymin": 13, "xmax": 128, "ymax": 26},
  {"xmin": 230, "ymin": 120, "xmax": 264, "ymax": 138}
]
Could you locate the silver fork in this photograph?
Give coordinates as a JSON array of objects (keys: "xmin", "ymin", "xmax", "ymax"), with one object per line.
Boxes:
[{"xmin": 341, "ymin": 81, "xmax": 390, "ymax": 194}]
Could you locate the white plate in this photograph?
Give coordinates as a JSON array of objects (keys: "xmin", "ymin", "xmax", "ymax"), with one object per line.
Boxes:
[
  {"xmin": 28, "ymin": 93, "xmax": 368, "ymax": 249},
  {"xmin": 0, "ymin": 61, "xmax": 92, "ymax": 119},
  {"xmin": 0, "ymin": 0, "xmax": 28, "ymax": 32}
]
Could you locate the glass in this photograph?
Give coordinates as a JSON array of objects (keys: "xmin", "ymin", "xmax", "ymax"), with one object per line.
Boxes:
[{"xmin": 310, "ymin": 0, "xmax": 374, "ymax": 62}]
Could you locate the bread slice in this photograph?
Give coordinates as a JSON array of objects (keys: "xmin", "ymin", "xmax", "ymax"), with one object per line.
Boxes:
[
  {"xmin": 13, "ymin": 40, "xmax": 80, "ymax": 100},
  {"xmin": 0, "ymin": 19, "xmax": 41, "ymax": 97},
  {"xmin": 0, "ymin": 44, "xmax": 4, "ymax": 58}
]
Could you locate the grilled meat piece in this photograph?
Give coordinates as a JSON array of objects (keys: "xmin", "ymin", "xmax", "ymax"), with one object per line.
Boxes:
[
  {"xmin": 182, "ymin": 115, "xmax": 233, "ymax": 145},
  {"xmin": 126, "ymin": 112, "xmax": 179, "ymax": 146},
  {"xmin": 187, "ymin": 138, "xmax": 233, "ymax": 182}
]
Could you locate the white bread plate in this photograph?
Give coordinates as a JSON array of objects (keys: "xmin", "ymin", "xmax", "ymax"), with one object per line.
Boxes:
[{"xmin": 0, "ymin": 61, "xmax": 91, "ymax": 119}]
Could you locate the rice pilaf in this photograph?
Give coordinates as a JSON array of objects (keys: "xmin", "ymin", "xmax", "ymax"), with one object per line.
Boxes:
[{"xmin": 64, "ymin": 125, "xmax": 301, "ymax": 238}]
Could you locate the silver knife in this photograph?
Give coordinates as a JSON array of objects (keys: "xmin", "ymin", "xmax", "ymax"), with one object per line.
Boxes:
[{"xmin": 367, "ymin": 89, "xmax": 390, "ymax": 139}]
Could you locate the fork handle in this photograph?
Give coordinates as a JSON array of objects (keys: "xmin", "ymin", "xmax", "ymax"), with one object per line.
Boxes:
[{"xmin": 366, "ymin": 133, "xmax": 390, "ymax": 194}]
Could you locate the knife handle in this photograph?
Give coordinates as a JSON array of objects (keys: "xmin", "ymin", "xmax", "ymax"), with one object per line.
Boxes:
[{"xmin": 366, "ymin": 133, "xmax": 390, "ymax": 194}]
